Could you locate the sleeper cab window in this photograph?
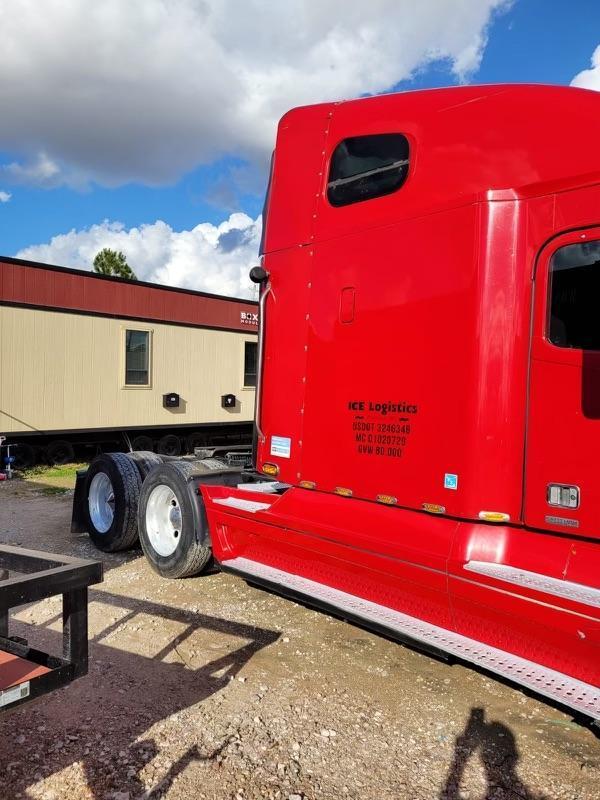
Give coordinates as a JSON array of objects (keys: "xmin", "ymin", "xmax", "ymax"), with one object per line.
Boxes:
[
  {"xmin": 548, "ymin": 239, "xmax": 600, "ymax": 350},
  {"xmin": 124, "ymin": 328, "xmax": 152, "ymax": 387},
  {"xmin": 327, "ymin": 133, "xmax": 409, "ymax": 207},
  {"xmin": 244, "ymin": 340, "xmax": 258, "ymax": 387}
]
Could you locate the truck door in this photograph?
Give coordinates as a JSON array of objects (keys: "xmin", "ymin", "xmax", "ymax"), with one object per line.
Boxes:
[{"xmin": 525, "ymin": 227, "xmax": 600, "ymax": 539}]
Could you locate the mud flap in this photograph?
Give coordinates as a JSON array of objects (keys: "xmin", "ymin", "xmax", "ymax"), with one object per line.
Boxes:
[
  {"xmin": 70, "ymin": 468, "xmax": 88, "ymax": 533},
  {"xmin": 189, "ymin": 469, "xmax": 249, "ymax": 547}
]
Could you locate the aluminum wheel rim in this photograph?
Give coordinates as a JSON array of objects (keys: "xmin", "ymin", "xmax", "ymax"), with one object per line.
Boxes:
[
  {"xmin": 88, "ymin": 472, "xmax": 115, "ymax": 533},
  {"xmin": 145, "ymin": 484, "xmax": 182, "ymax": 557}
]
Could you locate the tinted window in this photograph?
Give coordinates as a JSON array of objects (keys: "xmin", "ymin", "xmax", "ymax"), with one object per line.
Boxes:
[
  {"xmin": 125, "ymin": 329, "xmax": 150, "ymax": 385},
  {"xmin": 549, "ymin": 240, "xmax": 600, "ymax": 349},
  {"xmin": 244, "ymin": 341, "xmax": 257, "ymax": 386},
  {"xmin": 327, "ymin": 133, "xmax": 409, "ymax": 207}
]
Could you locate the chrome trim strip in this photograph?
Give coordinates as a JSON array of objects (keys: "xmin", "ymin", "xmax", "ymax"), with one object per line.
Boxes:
[
  {"xmin": 254, "ymin": 281, "xmax": 272, "ymax": 445},
  {"xmin": 464, "ymin": 560, "xmax": 600, "ymax": 609}
]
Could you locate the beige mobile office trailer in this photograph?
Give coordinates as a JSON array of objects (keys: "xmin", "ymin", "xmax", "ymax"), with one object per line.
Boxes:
[{"xmin": 0, "ymin": 257, "xmax": 258, "ymax": 466}]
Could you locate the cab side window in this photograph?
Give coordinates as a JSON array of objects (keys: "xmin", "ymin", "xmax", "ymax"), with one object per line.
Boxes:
[
  {"xmin": 327, "ymin": 134, "xmax": 409, "ymax": 207},
  {"xmin": 549, "ymin": 240, "xmax": 600, "ymax": 350}
]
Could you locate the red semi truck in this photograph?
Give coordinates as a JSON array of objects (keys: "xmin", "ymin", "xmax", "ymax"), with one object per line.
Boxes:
[{"xmin": 80, "ymin": 84, "xmax": 600, "ymax": 723}]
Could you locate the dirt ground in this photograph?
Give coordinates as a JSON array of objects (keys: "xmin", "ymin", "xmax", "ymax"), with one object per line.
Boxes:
[{"xmin": 0, "ymin": 480, "xmax": 599, "ymax": 800}]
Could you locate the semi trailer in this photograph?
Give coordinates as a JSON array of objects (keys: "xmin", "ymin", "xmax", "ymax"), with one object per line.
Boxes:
[
  {"xmin": 0, "ymin": 256, "xmax": 258, "ymax": 467},
  {"xmin": 78, "ymin": 84, "xmax": 600, "ymax": 723}
]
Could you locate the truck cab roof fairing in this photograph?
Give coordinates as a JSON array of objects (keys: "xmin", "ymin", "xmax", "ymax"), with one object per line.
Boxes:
[{"xmin": 261, "ymin": 84, "xmax": 600, "ymax": 255}]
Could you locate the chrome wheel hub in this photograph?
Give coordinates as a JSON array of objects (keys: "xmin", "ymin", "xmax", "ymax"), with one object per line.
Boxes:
[
  {"xmin": 146, "ymin": 485, "xmax": 182, "ymax": 557},
  {"xmin": 88, "ymin": 472, "xmax": 115, "ymax": 533}
]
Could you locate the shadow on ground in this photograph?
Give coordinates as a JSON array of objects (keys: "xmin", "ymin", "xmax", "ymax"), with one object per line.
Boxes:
[
  {"xmin": 439, "ymin": 707, "xmax": 549, "ymax": 800},
  {"xmin": 0, "ymin": 587, "xmax": 279, "ymax": 798}
]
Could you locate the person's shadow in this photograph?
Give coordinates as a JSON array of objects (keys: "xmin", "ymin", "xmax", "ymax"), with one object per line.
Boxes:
[{"xmin": 439, "ymin": 708, "xmax": 549, "ymax": 800}]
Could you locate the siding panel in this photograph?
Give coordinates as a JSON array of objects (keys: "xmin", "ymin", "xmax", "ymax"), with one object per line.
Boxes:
[{"xmin": 0, "ymin": 306, "xmax": 256, "ymax": 434}]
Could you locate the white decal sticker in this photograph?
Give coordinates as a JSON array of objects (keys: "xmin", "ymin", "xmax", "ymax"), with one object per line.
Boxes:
[
  {"xmin": 0, "ymin": 681, "xmax": 30, "ymax": 708},
  {"xmin": 271, "ymin": 436, "xmax": 291, "ymax": 459}
]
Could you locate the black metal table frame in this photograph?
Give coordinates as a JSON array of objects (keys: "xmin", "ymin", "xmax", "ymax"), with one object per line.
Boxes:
[{"xmin": 0, "ymin": 544, "xmax": 103, "ymax": 712}]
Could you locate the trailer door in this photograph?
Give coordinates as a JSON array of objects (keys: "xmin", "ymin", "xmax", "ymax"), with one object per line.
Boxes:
[{"xmin": 525, "ymin": 227, "xmax": 600, "ymax": 539}]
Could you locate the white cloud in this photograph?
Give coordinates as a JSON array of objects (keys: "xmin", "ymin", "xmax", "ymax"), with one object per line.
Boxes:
[
  {"xmin": 15, "ymin": 214, "xmax": 262, "ymax": 299},
  {"xmin": 571, "ymin": 45, "xmax": 600, "ymax": 91},
  {"xmin": 1, "ymin": 153, "xmax": 64, "ymax": 189},
  {"xmin": 0, "ymin": 190, "xmax": 11, "ymax": 203},
  {"xmin": 0, "ymin": 0, "xmax": 509, "ymax": 189}
]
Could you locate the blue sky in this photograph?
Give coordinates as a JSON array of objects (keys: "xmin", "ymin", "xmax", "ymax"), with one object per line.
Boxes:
[{"xmin": 1, "ymin": 0, "xmax": 599, "ymax": 297}]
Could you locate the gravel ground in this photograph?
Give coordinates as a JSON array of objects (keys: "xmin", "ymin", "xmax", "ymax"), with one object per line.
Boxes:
[{"xmin": 0, "ymin": 479, "xmax": 599, "ymax": 800}]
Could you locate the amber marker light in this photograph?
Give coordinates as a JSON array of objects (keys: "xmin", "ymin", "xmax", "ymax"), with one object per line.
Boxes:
[
  {"xmin": 299, "ymin": 480, "xmax": 316, "ymax": 490},
  {"xmin": 334, "ymin": 486, "xmax": 353, "ymax": 497},
  {"xmin": 262, "ymin": 462, "xmax": 279, "ymax": 476},
  {"xmin": 478, "ymin": 511, "xmax": 510, "ymax": 522},
  {"xmin": 376, "ymin": 494, "xmax": 398, "ymax": 505},
  {"xmin": 422, "ymin": 503, "xmax": 446, "ymax": 514}
]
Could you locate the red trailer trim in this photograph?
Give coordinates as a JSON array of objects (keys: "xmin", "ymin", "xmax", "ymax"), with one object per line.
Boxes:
[{"xmin": 0, "ymin": 256, "xmax": 258, "ymax": 333}]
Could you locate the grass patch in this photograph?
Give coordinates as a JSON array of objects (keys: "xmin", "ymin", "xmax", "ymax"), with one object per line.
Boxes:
[
  {"xmin": 40, "ymin": 486, "xmax": 70, "ymax": 496},
  {"xmin": 20, "ymin": 462, "xmax": 87, "ymax": 480}
]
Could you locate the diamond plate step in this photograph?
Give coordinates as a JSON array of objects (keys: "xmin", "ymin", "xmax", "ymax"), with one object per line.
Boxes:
[{"xmin": 222, "ymin": 556, "xmax": 600, "ymax": 721}]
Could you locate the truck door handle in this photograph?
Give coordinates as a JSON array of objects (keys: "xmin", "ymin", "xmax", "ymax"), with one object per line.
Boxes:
[{"xmin": 340, "ymin": 287, "xmax": 355, "ymax": 323}]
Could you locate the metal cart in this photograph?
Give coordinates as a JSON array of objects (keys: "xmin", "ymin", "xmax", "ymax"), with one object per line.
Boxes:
[{"xmin": 0, "ymin": 544, "xmax": 102, "ymax": 713}]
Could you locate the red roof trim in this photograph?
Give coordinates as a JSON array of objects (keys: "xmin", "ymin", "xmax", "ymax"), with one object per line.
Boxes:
[{"xmin": 0, "ymin": 257, "xmax": 258, "ymax": 332}]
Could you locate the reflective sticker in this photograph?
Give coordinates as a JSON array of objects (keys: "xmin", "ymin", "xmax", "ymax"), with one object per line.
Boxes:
[
  {"xmin": 444, "ymin": 473, "xmax": 458, "ymax": 490},
  {"xmin": 270, "ymin": 436, "xmax": 291, "ymax": 459},
  {"xmin": 0, "ymin": 681, "xmax": 30, "ymax": 708}
]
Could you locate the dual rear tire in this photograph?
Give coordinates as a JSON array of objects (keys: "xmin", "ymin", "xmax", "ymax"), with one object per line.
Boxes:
[
  {"xmin": 84, "ymin": 453, "xmax": 142, "ymax": 552},
  {"xmin": 137, "ymin": 462, "xmax": 212, "ymax": 579},
  {"xmin": 83, "ymin": 452, "xmax": 212, "ymax": 578}
]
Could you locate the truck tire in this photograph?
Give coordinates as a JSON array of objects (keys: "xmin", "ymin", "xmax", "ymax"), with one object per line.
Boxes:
[
  {"xmin": 185, "ymin": 432, "xmax": 206, "ymax": 454},
  {"xmin": 13, "ymin": 444, "xmax": 36, "ymax": 470},
  {"xmin": 132, "ymin": 435, "xmax": 154, "ymax": 452},
  {"xmin": 127, "ymin": 450, "xmax": 163, "ymax": 480},
  {"xmin": 84, "ymin": 453, "xmax": 142, "ymax": 552},
  {"xmin": 47, "ymin": 439, "xmax": 75, "ymax": 466},
  {"xmin": 137, "ymin": 461, "xmax": 212, "ymax": 579},
  {"xmin": 157, "ymin": 434, "xmax": 182, "ymax": 456}
]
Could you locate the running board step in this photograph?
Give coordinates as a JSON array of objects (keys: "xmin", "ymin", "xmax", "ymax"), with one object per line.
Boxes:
[{"xmin": 221, "ymin": 556, "xmax": 600, "ymax": 722}]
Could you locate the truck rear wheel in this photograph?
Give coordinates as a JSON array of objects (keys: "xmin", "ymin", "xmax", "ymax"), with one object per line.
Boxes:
[
  {"xmin": 138, "ymin": 462, "xmax": 212, "ymax": 579},
  {"xmin": 131, "ymin": 435, "xmax": 154, "ymax": 452},
  {"xmin": 13, "ymin": 444, "xmax": 36, "ymax": 470},
  {"xmin": 47, "ymin": 439, "xmax": 75, "ymax": 466},
  {"xmin": 157, "ymin": 434, "xmax": 181, "ymax": 456},
  {"xmin": 84, "ymin": 453, "xmax": 142, "ymax": 552}
]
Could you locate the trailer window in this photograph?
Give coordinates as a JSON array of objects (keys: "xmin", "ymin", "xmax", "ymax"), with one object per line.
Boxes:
[
  {"xmin": 244, "ymin": 341, "xmax": 257, "ymax": 387},
  {"xmin": 244, "ymin": 341, "xmax": 257, "ymax": 386},
  {"xmin": 125, "ymin": 329, "xmax": 151, "ymax": 386},
  {"xmin": 549, "ymin": 240, "xmax": 600, "ymax": 350},
  {"xmin": 327, "ymin": 133, "xmax": 409, "ymax": 207}
]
